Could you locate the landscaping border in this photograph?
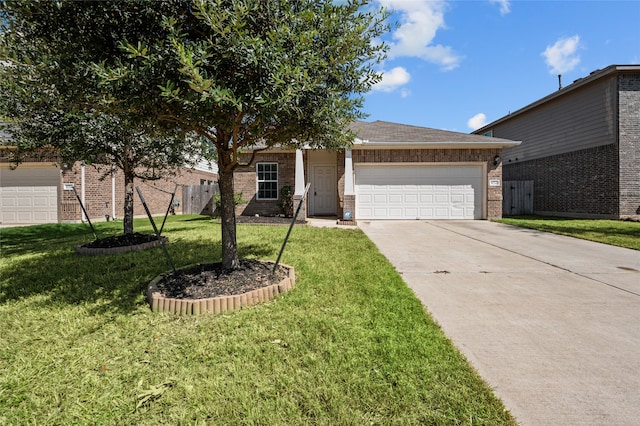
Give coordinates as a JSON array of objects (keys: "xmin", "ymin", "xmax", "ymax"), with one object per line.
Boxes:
[
  {"xmin": 75, "ymin": 236, "xmax": 168, "ymax": 255},
  {"xmin": 147, "ymin": 262, "xmax": 296, "ymax": 315}
]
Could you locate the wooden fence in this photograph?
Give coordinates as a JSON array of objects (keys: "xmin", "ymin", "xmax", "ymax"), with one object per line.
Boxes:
[
  {"xmin": 503, "ymin": 181, "xmax": 534, "ymax": 216},
  {"xmin": 182, "ymin": 185, "xmax": 219, "ymax": 215}
]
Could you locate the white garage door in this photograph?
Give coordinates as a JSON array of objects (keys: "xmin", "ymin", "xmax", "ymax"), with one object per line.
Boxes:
[
  {"xmin": 355, "ymin": 165, "xmax": 483, "ymax": 220},
  {"xmin": 1, "ymin": 164, "xmax": 59, "ymax": 224}
]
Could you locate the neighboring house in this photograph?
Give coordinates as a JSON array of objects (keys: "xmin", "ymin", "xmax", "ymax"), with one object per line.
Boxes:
[
  {"xmin": 234, "ymin": 120, "xmax": 520, "ymax": 222},
  {"xmin": 0, "ymin": 153, "xmax": 218, "ymax": 226},
  {"xmin": 473, "ymin": 64, "xmax": 640, "ymax": 219}
]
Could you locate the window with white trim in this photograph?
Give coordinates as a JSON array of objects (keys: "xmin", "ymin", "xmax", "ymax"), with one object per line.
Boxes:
[{"xmin": 256, "ymin": 163, "xmax": 278, "ymax": 200}]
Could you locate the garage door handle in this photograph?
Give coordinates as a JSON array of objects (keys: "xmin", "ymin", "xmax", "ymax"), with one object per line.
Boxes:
[{"xmin": 314, "ymin": 191, "xmax": 316, "ymax": 196}]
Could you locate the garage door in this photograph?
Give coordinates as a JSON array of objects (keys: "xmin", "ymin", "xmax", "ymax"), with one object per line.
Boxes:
[
  {"xmin": 355, "ymin": 165, "xmax": 483, "ymax": 220},
  {"xmin": 1, "ymin": 164, "xmax": 59, "ymax": 224}
]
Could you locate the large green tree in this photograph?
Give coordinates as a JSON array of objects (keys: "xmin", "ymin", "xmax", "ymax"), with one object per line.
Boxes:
[{"xmin": 0, "ymin": 0, "xmax": 387, "ymax": 268}]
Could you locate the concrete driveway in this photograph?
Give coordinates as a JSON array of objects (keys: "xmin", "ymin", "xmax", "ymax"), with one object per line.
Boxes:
[{"xmin": 359, "ymin": 220, "xmax": 640, "ymax": 426}]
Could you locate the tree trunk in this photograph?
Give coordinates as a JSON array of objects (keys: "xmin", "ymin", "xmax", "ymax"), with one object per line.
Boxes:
[
  {"xmin": 123, "ymin": 161, "xmax": 135, "ymax": 235},
  {"xmin": 217, "ymin": 166, "xmax": 239, "ymax": 269}
]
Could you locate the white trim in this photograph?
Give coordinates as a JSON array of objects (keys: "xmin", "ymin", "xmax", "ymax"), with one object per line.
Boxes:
[
  {"xmin": 344, "ymin": 149, "xmax": 354, "ymax": 195},
  {"xmin": 294, "ymin": 149, "xmax": 305, "ymax": 196},
  {"xmin": 81, "ymin": 164, "xmax": 86, "ymax": 222},
  {"xmin": 352, "ymin": 141, "xmax": 520, "ymax": 149}
]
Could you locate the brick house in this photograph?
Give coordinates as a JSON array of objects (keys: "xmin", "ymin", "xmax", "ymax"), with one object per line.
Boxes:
[
  {"xmin": 0, "ymin": 156, "xmax": 218, "ymax": 225},
  {"xmin": 234, "ymin": 120, "xmax": 520, "ymax": 222},
  {"xmin": 473, "ymin": 64, "xmax": 640, "ymax": 219}
]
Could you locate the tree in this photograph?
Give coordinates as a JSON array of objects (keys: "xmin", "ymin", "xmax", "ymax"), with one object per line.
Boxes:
[
  {"xmin": 0, "ymin": 0, "xmax": 388, "ymax": 268},
  {"xmin": 0, "ymin": 2, "xmax": 206, "ymax": 236}
]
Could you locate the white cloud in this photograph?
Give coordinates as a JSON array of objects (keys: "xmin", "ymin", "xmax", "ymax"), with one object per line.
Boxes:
[
  {"xmin": 489, "ymin": 0, "xmax": 511, "ymax": 15},
  {"xmin": 372, "ymin": 66, "xmax": 411, "ymax": 93},
  {"xmin": 467, "ymin": 113, "xmax": 487, "ymax": 131},
  {"xmin": 542, "ymin": 35, "xmax": 581, "ymax": 75},
  {"xmin": 377, "ymin": 0, "xmax": 463, "ymax": 71}
]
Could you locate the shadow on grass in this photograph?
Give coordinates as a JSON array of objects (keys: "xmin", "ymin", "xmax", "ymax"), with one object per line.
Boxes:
[{"xmin": 0, "ymin": 236, "xmax": 276, "ymax": 315}]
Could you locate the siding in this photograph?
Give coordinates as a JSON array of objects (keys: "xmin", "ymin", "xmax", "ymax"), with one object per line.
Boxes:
[{"xmin": 496, "ymin": 76, "xmax": 617, "ymax": 163}]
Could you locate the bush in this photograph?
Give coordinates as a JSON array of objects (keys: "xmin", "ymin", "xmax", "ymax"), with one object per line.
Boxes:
[{"xmin": 279, "ymin": 185, "xmax": 294, "ymax": 217}]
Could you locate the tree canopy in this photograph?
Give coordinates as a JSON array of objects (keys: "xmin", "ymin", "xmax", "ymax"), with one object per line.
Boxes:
[{"xmin": 0, "ymin": 0, "xmax": 388, "ymax": 268}]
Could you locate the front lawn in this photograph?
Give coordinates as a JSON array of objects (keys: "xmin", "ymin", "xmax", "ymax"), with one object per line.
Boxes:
[
  {"xmin": 0, "ymin": 215, "xmax": 515, "ymax": 425},
  {"xmin": 496, "ymin": 216, "xmax": 640, "ymax": 250}
]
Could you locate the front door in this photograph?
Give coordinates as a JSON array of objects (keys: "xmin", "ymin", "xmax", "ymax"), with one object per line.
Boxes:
[{"xmin": 311, "ymin": 165, "xmax": 336, "ymax": 216}]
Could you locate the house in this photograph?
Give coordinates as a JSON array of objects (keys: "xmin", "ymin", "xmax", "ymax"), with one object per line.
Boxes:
[
  {"xmin": 0, "ymin": 155, "xmax": 218, "ymax": 226},
  {"xmin": 234, "ymin": 120, "xmax": 520, "ymax": 222},
  {"xmin": 473, "ymin": 64, "xmax": 640, "ymax": 219}
]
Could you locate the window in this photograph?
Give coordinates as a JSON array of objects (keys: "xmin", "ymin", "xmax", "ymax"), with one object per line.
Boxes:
[{"xmin": 257, "ymin": 163, "xmax": 278, "ymax": 200}]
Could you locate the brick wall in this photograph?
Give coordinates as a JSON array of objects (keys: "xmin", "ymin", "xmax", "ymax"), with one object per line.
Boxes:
[
  {"xmin": 503, "ymin": 144, "xmax": 619, "ymax": 217},
  {"xmin": 352, "ymin": 148, "xmax": 504, "ymax": 219},
  {"xmin": 618, "ymin": 73, "xmax": 640, "ymax": 218},
  {"xmin": 234, "ymin": 151, "xmax": 296, "ymax": 216},
  {"xmin": 59, "ymin": 162, "xmax": 218, "ymax": 222}
]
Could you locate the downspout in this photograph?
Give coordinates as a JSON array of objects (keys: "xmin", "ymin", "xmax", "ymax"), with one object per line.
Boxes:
[
  {"xmin": 111, "ymin": 167, "xmax": 116, "ymax": 220},
  {"xmin": 81, "ymin": 162, "xmax": 86, "ymax": 222}
]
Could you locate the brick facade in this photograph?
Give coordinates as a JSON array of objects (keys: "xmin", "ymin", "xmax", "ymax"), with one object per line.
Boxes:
[
  {"xmin": 234, "ymin": 152, "xmax": 296, "ymax": 217},
  {"xmin": 503, "ymin": 144, "xmax": 619, "ymax": 217},
  {"xmin": 59, "ymin": 162, "xmax": 217, "ymax": 222},
  {"xmin": 233, "ymin": 147, "xmax": 505, "ymax": 220},
  {"xmin": 477, "ymin": 66, "xmax": 640, "ymax": 220},
  {"xmin": 618, "ymin": 73, "xmax": 640, "ymax": 217}
]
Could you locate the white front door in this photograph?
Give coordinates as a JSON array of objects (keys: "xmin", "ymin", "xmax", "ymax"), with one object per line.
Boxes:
[{"xmin": 311, "ymin": 165, "xmax": 336, "ymax": 216}]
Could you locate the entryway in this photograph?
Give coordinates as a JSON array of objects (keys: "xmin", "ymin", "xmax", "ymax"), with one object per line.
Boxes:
[{"xmin": 307, "ymin": 150, "xmax": 337, "ymax": 216}]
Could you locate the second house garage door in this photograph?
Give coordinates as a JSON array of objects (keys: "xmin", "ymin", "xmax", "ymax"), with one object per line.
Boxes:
[
  {"xmin": 355, "ymin": 165, "xmax": 483, "ymax": 220},
  {"xmin": 0, "ymin": 164, "xmax": 59, "ymax": 225}
]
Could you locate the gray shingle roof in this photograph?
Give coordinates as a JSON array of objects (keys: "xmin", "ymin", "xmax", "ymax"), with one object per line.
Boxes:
[{"xmin": 349, "ymin": 120, "xmax": 519, "ymax": 147}]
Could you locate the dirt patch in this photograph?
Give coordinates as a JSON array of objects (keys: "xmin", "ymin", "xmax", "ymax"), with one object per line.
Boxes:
[{"xmin": 155, "ymin": 259, "xmax": 288, "ymax": 299}]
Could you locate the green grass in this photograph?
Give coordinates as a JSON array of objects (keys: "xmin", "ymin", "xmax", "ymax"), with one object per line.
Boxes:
[
  {"xmin": 497, "ymin": 216, "xmax": 640, "ymax": 250},
  {"xmin": 0, "ymin": 215, "xmax": 515, "ymax": 425}
]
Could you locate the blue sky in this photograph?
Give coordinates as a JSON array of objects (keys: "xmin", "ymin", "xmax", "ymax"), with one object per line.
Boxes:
[{"xmin": 363, "ymin": 0, "xmax": 640, "ymax": 132}]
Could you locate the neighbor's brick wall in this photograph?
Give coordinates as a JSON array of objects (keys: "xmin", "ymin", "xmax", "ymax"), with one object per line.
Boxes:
[
  {"xmin": 60, "ymin": 162, "xmax": 217, "ymax": 222},
  {"xmin": 234, "ymin": 151, "xmax": 296, "ymax": 216},
  {"xmin": 352, "ymin": 148, "xmax": 504, "ymax": 219},
  {"xmin": 503, "ymin": 144, "xmax": 619, "ymax": 217},
  {"xmin": 618, "ymin": 73, "xmax": 640, "ymax": 217}
]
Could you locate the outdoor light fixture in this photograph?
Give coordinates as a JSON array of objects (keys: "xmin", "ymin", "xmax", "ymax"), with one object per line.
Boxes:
[{"xmin": 493, "ymin": 155, "xmax": 501, "ymax": 166}]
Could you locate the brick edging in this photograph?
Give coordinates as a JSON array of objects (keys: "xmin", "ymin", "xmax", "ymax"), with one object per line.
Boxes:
[
  {"xmin": 147, "ymin": 262, "xmax": 296, "ymax": 315},
  {"xmin": 75, "ymin": 236, "xmax": 169, "ymax": 256}
]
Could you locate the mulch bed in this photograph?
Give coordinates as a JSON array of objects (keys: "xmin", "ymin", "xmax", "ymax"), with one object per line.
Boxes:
[
  {"xmin": 156, "ymin": 259, "xmax": 288, "ymax": 299},
  {"xmin": 81, "ymin": 232, "xmax": 158, "ymax": 249}
]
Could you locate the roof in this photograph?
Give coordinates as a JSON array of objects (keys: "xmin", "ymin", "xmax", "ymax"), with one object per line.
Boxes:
[
  {"xmin": 473, "ymin": 64, "xmax": 640, "ymax": 134},
  {"xmin": 349, "ymin": 120, "xmax": 520, "ymax": 148}
]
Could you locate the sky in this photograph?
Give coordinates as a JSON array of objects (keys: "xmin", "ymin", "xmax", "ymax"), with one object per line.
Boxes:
[{"xmin": 363, "ymin": 0, "xmax": 640, "ymax": 133}]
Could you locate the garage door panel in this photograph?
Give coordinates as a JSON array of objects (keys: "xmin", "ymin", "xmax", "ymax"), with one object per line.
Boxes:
[
  {"xmin": 388, "ymin": 194, "xmax": 403, "ymax": 203},
  {"xmin": 1, "ymin": 166, "xmax": 59, "ymax": 224},
  {"xmin": 355, "ymin": 165, "xmax": 483, "ymax": 220}
]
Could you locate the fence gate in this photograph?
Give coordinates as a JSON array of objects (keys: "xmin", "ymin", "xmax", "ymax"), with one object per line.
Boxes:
[
  {"xmin": 503, "ymin": 181, "xmax": 534, "ymax": 215},
  {"xmin": 182, "ymin": 185, "xmax": 219, "ymax": 215}
]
